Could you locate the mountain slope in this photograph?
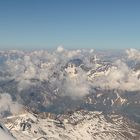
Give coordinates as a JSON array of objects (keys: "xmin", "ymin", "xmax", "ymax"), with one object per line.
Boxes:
[{"xmin": 4, "ymin": 110, "xmax": 140, "ymax": 140}]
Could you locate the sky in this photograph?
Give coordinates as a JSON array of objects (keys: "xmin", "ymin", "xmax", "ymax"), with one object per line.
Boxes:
[{"xmin": 0, "ymin": 0, "xmax": 140, "ymax": 50}]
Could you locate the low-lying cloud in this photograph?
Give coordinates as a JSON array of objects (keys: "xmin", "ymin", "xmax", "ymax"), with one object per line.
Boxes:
[
  {"xmin": 1, "ymin": 47, "xmax": 140, "ymax": 101},
  {"xmin": 126, "ymin": 48, "xmax": 140, "ymax": 61},
  {"xmin": 0, "ymin": 93, "xmax": 22, "ymax": 118}
]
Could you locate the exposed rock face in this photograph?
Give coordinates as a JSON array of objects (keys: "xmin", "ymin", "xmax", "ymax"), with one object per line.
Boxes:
[{"xmin": 3, "ymin": 110, "xmax": 140, "ymax": 140}]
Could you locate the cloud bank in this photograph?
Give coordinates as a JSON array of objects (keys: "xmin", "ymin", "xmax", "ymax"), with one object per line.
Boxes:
[{"xmin": 1, "ymin": 47, "xmax": 140, "ymax": 101}]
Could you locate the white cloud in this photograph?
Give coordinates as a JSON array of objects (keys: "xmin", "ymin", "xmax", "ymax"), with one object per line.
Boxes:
[
  {"xmin": 60, "ymin": 69, "xmax": 90, "ymax": 99},
  {"xmin": 126, "ymin": 48, "xmax": 140, "ymax": 61},
  {"xmin": 56, "ymin": 45, "xmax": 65, "ymax": 53},
  {"xmin": 0, "ymin": 93, "xmax": 22, "ymax": 117},
  {"xmin": 92, "ymin": 58, "xmax": 140, "ymax": 91}
]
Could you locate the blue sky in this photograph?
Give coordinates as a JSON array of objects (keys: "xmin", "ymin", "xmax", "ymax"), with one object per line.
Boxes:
[{"xmin": 0, "ymin": 0, "xmax": 140, "ymax": 50}]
